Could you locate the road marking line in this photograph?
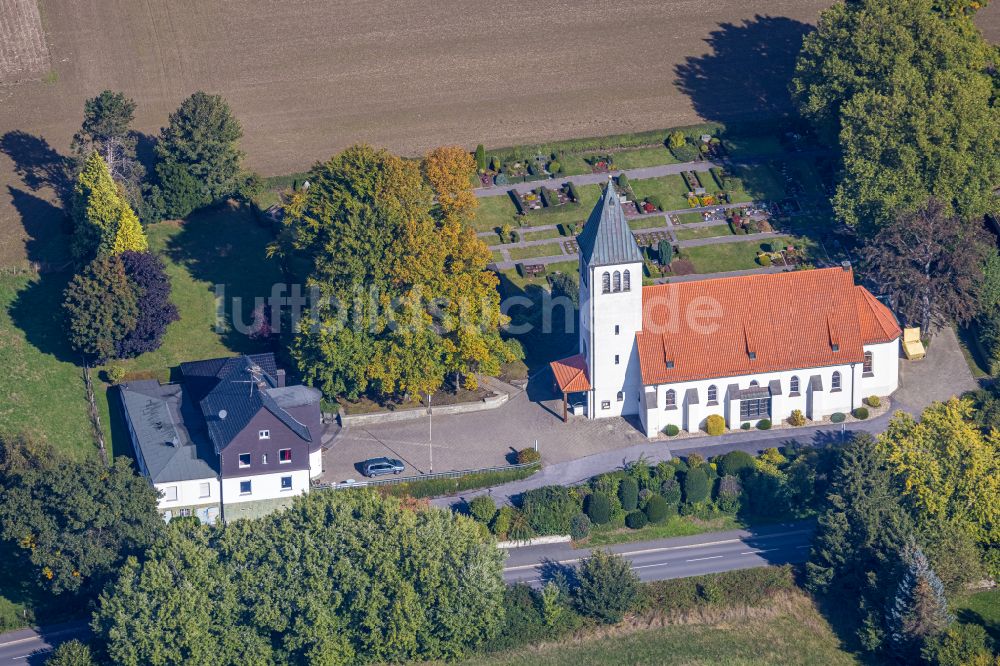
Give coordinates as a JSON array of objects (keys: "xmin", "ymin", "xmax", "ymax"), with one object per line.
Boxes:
[
  {"xmin": 685, "ymin": 555, "xmax": 724, "ymax": 562},
  {"xmin": 796, "ymin": 545, "xmax": 811, "ymax": 549},
  {"xmin": 632, "ymin": 562, "xmax": 670, "ymax": 570},
  {"xmin": 740, "ymin": 548, "xmax": 780, "ymax": 555}
]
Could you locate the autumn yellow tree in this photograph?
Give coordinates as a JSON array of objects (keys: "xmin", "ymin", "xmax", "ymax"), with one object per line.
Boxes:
[
  {"xmin": 72, "ymin": 151, "xmax": 147, "ymax": 262},
  {"xmin": 876, "ymin": 398, "xmax": 1000, "ymax": 548},
  {"xmin": 422, "ymin": 146, "xmax": 478, "ymax": 224}
]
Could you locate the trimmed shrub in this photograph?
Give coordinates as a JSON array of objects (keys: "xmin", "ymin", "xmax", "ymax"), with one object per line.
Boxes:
[
  {"xmin": 573, "ymin": 550, "xmax": 641, "ymax": 624},
  {"xmin": 659, "ymin": 477, "xmax": 681, "ymax": 505},
  {"xmin": 493, "ymin": 172, "xmax": 508, "ymax": 186},
  {"xmin": 705, "ymin": 414, "xmax": 725, "ymax": 436},
  {"xmin": 756, "ymin": 419, "xmax": 772, "ymax": 430},
  {"xmin": 521, "ymin": 486, "xmax": 580, "ymax": 535},
  {"xmin": 852, "ymin": 407, "xmax": 869, "ymax": 420},
  {"xmin": 618, "ymin": 478, "xmax": 639, "ymax": 512},
  {"xmin": 667, "ymin": 131, "xmax": 686, "ymax": 149},
  {"xmin": 569, "ymin": 513, "xmax": 591, "ymax": 540},
  {"xmin": 788, "ymin": 409, "xmax": 806, "ymax": 426},
  {"xmin": 585, "ymin": 492, "xmax": 611, "ymax": 525},
  {"xmin": 507, "ymin": 511, "xmax": 534, "ymax": 541},
  {"xmin": 717, "ymin": 450, "xmax": 755, "ymax": 477},
  {"xmin": 625, "ymin": 510, "xmax": 648, "ymax": 529},
  {"xmin": 467, "ymin": 495, "xmax": 497, "ymax": 524},
  {"xmin": 830, "ymin": 412, "xmax": 846, "ymax": 423},
  {"xmin": 617, "ymin": 173, "xmax": 630, "ymax": 190},
  {"xmin": 740, "ymin": 422, "xmax": 751, "ymax": 430},
  {"xmin": 548, "ymin": 160, "xmax": 561, "ymax": 174},
  {"xmin": 658, "ymin": 239, "xmax": 673, "ymax": 265},
  {"xmin": 757, "ymin": 253, "xmax": 772, "ymax": 267},
  {"xmin": 663, "ymin": 424, "xmax": 679, "ymax": 436},
  {"xmin": 517, "ymin": 447, "xmax": 541, "ymax": 464},
  {"xmin": 475, "ymin": 144, "xmax": 486, "ymax": 171},
  {"xmin": 106, "ymin": 365, "xmax": 126, "ymax": 384},
  {"xmin": 683, "ymin": 467, "xmax": 710, "ymax": 504},
  {"xmin": 865, "ymin": 395, "xmax": 881, "ymax": 408},
  {"xmin": 644, "ymin": 494, "xmax": 670, "ymax": 523}
]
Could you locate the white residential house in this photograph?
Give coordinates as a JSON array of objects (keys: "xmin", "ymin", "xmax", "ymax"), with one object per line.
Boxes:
[{"xmin": 551, "ymin": 182, "xmax": 901, "ymax": 437}]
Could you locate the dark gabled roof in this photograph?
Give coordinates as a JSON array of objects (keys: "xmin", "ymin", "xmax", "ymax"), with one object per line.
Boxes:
[
  {"xmin": 577, "ymin": 180, "xmax": 643, "ymax": 268},
  {"xmin": 119, "ymin": 380, "xmax": 218, "ymax": 483},
  {"xmin": 182, "ymin": 354, "xmax": 313, "ymax": 455}
]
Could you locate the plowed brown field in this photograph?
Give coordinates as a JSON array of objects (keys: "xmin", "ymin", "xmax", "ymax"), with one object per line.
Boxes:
[{"xmin": 0, "ymin": 0, "xmax": 997, "ymax": 267}]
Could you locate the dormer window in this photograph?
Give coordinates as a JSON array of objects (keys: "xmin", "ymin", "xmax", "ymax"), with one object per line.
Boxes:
[
  {"xmin": 748, "ymin": 351, "xmax": 757, "ymax": 360},
  {"xmin": 666, "ymin": 360, "xmax": 674, "ymax": 369},
  {"xmin": 831, "ymin": 343, "xmax": 839, "ymax": 352}
]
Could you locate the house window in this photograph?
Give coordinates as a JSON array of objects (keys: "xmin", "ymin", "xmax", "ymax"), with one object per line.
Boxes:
[
  {"xmin": 613, "ymin": 271, "xmax": 621, "ymax": 292},
  {"xmin": 279, "ymin": 448, "xmax": 292, "ymax": 464},
  {"xmin": 163, "ymin": 486, "xmax": 178, "ymax": 502},
  {"xmin": 614, "ymin": 354, "xmax": 620, "ymax": 365},
  {"xmin": 199, "ymin": 482, "xmax": 211, "ymax": 498},
  {"xmin": 831, "ymin": 371, "xmax": 842, "ymax": 391},
  {"xmin": 617, "ymin": 391, "xmax": 624, "ymax": 402},
  {"xmin": 280, "ymin": 476, "xmax": 292, "ymax": 491},
  {"xmin": 602, "ymin": 272, "xmax": 611, "ymax": 294},
  {"xmin": 707, "ymin": 385, "xmax": 717, "ymax": 403},
  {"xmin": 179, "ymin": 508, "xmax": 191, "ymax": 517},
  {"xmin": 665, "ymin": 389, "xmax": 676, "ymax": 408},
  {"xmin": 238, "ymin": 453, "xmax": 251, "ymax": 468},
  {"xmin": 258, "ymin": 429, "xmax": 270, "ymax": 440},
  {"xmin": 239, "ymin": 480, "xmax": 252, "ymax": 495},
  {"xmin": 740, "ymin": 397, "xmax": 770, "ymax": 420},
  {"xmin": 790, "ymin": 375, "xmax": 800, "ymax": 395},
  {"xmin": 749, "ymin": 380, "xmax": 759, "ymax": 387},
  {"xmin": 863, "ymin": 351, "xmax": 873, "ymax": 375},
  {"xmin": 623, "ymin": 270, "xmax": 631, "ymax": 291},
  {"xmin": 614, "ymin": 325, "xmax": 620, "ymax": 335},
  {"xmin": 601, "ymin": 400, "xmax": 611, "ymax": 410}
]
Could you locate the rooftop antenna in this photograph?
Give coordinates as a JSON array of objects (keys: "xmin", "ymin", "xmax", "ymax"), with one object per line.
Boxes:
[{"xmin": 218, "ymin": 409, "xmax": 227, "ymax": 421}]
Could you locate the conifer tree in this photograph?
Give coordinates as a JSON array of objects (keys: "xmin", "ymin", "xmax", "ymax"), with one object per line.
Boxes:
[
  {"xmin": 886, "ymin": 542, "xmax": 952, "ymax": 658},
  {"xmin": 71, "ymin": 152, "xmax": 148, "ymax": 262}
]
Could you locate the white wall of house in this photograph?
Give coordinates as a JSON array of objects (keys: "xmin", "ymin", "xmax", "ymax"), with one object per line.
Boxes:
[
  {"xmin": 309, "ymin": 448, "xmax": 323, "ymax": 479},
  {"xmin": 640, "ymin": 347, "xmax": 899, "ymax": 437},
  {"xmin": 581, "ymin": 259, "xmax": 644, "ymax": 418},
  {"xmin": 154, "ymin": 477, "xmax": 220, "ymax": 511},
  {"xmin": 221, "ymin": 469, "xmax": 310, "ymax": 504}
]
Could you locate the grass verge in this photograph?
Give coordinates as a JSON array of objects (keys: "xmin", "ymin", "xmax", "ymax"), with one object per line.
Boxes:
[
  {"xmin": 580, "ymin": 514, "xmax": 741, "ymax": 548},
  {"xmin": 377, "ymin": 464, "xmax": 539, "ymax": 500}
]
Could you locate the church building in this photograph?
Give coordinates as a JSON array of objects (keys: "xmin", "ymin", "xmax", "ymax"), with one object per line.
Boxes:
[{"xmin": 550, "ymin": 182, "xmax": 901, "ymax": 437}]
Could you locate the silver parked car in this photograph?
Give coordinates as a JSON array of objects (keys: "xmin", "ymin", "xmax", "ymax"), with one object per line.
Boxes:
[{"xmin": 361, "ymin": 457, "xmax": 405, "ymax": 478}]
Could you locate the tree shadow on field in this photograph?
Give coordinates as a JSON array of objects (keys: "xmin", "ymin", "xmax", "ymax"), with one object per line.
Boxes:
[
  {"xmin": 7, "ymin": 187, "xmax": 72, "ymax": 267},
  {"xmin": 674, "ymin": 15, "xmax": 813, "ymax": 125},
  {"xmin": 8, "ymin": 269, "xmax": 78, "ymax": 364},
  {"xmin": 0, "ymin": 130, "xmax": 72, "ymax": 202}
]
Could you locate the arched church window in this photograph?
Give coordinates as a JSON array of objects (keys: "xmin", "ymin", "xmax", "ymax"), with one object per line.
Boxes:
[
  {"xmin": 664, "ymin": 389, "xmax": 676, "ymax": 408},
  {"xmin": 602, "ymin": 272, "xmax": 611, "ymax": 294},
  {"xmin": 613, "ymin": 271, "xmax": 621, "ymax": 292},
  {"xmin": 623, "ymin": 269, "xmax": 631, "ymax": 291}
]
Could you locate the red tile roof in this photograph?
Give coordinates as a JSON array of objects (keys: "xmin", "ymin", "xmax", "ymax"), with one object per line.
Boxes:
[
  {"xmin": 550, "ymin": 354, "xmax": 591, "ymax": 393},
  {"xmin": 636, "ymin": 267, "xmax": 900, "ymax": 386}
]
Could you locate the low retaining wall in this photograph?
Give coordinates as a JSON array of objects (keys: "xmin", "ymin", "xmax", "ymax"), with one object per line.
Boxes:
[
  {"xmin": 337, "ymin": 391, "xmax": 508, "ymax": 427},
  {"xmin": 497, "ymin": 535, "xmax": 571, "ymax": 549}
]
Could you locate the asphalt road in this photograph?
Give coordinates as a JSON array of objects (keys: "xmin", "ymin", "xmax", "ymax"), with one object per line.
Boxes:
[
  {"xmin": 502, "ymin": 521, "xmax": 813, "ymax": 587},
  {"xmin": 0, "ymin": 621, "xmax": 88, "ymax": 665}
]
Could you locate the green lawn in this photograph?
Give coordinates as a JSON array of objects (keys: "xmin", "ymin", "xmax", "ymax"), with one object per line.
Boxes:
[
  {"xmin": 520, "ymin": 227, "xmax": 564, "ymax": 241},
  {"xmin": 733, "ymin": 163, "xmax": 787, "ymax": 202},
  {"xmin": 674, "ymin": 211, "xmax": 709, "ymax": 225},
  {"xmin": 631, "ymin": 175, "xmax": 692, "ymax": 211},
  {"xmin": 522, "ymin": 185, "xmax": 601, "ymax": 228},
  {"xmin": 473, "ymin": 195, "xmax": 520, "ymax": 232},
  {"xmin": 507, "ymin": 243, "xmax": 565, "ymax": 261},
  {"xmin": 952, "ymin": 588, "xmax": 1000, "ymax": 646},
  {"xmin": 498, "ymin": 260, "xmax": 577, "ymax": 291},
  {"xmin": 0, "ymin": 273, "xmax": 95, "ymax": 459},
  {"xmin": 683, "ymin": 240, "xmax": 770, "ymax": 274},
  {"xmin": 724, "ymin": 134, "xmax": 786, "ymax": 158},
  {"xmin": 611, "ymin": 146, "xmax": 679, "ymax": 170},
  {"xmin": 463, "ymin": 598, "xmax": 857, "ymax": 666},
  {"xmin": 675, "ymin": 225, "xmax": 733, "ymax": 241},
  {"xmin": 628, "ymin": 217, "xmax": 669, "ymax": 231},
  {"xmin": 581, "ymin": 514, "xmax": 740, "ymax": 548}
]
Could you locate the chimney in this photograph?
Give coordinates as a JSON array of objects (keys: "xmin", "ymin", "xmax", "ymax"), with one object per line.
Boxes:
[
  {"xmin": 841, "ymin": 260, "xmax": 852, "ymax": 271},
  {"xmin": 276, "ymin": 368, "xmax": 286, "ymax": 388}
]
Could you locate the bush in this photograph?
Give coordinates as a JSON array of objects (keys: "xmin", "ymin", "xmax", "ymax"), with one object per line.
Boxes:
[
  {"xmin": 567, "ymin": 181, "xmax": 580, "ymax": 202},
  {"xmin": 585, "ymin": 492, "xmax": 611, "ymax": 525},
  {"xmin": 617, "ymin": 173, "xmax": 630, "ymax": 190},
  {"xmin": 659, "ymin": 477, "xmax": 681, "ymax": 505},
  {"xmin": 757, "ymin": 253, "xmax": 772, "ymax": 267},
  {"xmin": 644, "ymin": 494, "xmax": 670, "ymax": 523},
  {"xmin": 921, "ymin": 623, "xmax": 994, "ymax": 666},
  {"xmin": 683, "ymin": 467, "xmax": 710, "ymax": 504},
  {"xmin": 548, "ymin": 160, "xmax": 561, "ymax": 174},
  {"xmin": 517, "ymin": 447, "xmax": 541, "ymax": 464},
  {"xmin": 852, "ymin": 407, "xmax": 869, "ymax": 420},
  {"xmin": 106, "ymin": 366, "xmax": 126, "ymax": 384},
  {"xmin": 667, "ymin": 131, "xmax": 686, "ymax": 149},
  {"xmin": 716, "ymin": 450, "xmax": 755, "ymax": 477},
  {"xmin": 865, "ymin": 395, "xmax": 881, "ymax": 408},
  {"xmin": 788, "ymin": 409, "xmax": 806, "ymax": 426},
  {"xmin": 491, "ymin": 505, "xmax": 515, "ymax": 537},
  {"xmin": 521, "ymin": 486, "xmax": 580, "ymax": 535},
  {"xmin": 569, "ymin": 513, "xmax": 591, "ymax": 541},
  {"xmin": 756, "ymin": 419, "xmax": 772, "ymax": 430},
  {"xmin": 663, "ymin": 424, "xmax": 679, "ymax": 436},
  {"xmin": 494, "ymin": 172, "xmax": 508, "ymax": 185},
  {"xmin": 618, "ymin": 478, "xmax": 639, "ymax": 512},
  {"xmin": 573, "ymin": 550, "xmax": 641, "ymax": 624},
  {"xmin": 467, "ymin": 495, "xmax": 497, "ymax": 524},
  {"xmin": 830, "ymin": 412, "xmax": 846, "ymax": 423},
  {"xmin": 625, "ymin": 510, "xmax": 648, "ymax": 529},
  {"xmin": 741, "ymin": 422, "xmax": 751, "ymax": 430},
  {"xmin": 705, "ymin": 414, "xmax": 726, "ymax": 436}
]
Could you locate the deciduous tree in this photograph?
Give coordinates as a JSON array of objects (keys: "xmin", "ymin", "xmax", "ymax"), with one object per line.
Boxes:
[
  {"xmin": 859, "ymin": 199, "xmax": 989, "ymax": 332},
  {"xmin": 572, "ymin": 550, "xmax": 640, "ymax": 624},
  {"xmin": 116, "ymin": 251, "xmax": 179, "ymax": 358},
  {"xmin": 423, "ymin": 145, "xmax": 478, "ymax": 223}
]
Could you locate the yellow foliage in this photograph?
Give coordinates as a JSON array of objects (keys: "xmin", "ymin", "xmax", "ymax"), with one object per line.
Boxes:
[
  {"xmin": 423, "ymin": 145, "xmax": 478, "ymax": 224},
  {"xmin": 109, "ymin": 203, "xmax": 148, "ymax": 254}
]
